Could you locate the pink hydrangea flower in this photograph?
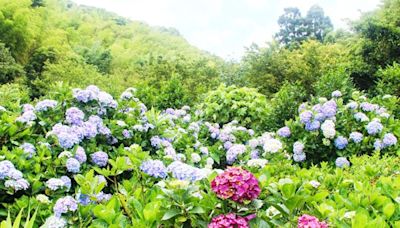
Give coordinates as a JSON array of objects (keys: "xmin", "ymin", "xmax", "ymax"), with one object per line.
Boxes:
[
  {"xmin": 208, "ymin": 213, "xmax": 255, "ymax": 228},
  {"xmin": 211, "ymin": 167, "xmax": 260, "ymax": 203},
  {"xmin": 298, "ymin": 214, "xmax": 328, "ymax": 228}
]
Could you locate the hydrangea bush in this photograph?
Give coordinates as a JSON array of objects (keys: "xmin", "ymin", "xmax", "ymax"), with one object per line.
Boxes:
[{"xmin": 0, "ymin": 85, "xmax": 398, "ymax": 227}]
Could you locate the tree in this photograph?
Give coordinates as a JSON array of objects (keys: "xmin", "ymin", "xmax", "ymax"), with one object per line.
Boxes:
[
  {"xmin": 305, "ymin": 5, "xmax": 333, "ymax": 42},
  {"xmin": 275, "ymin": 5, "xmax": 333, "ymax": 47},
  {"xmin": 0, "ymin": 42, "xmax": 24, "ymax": 83}
]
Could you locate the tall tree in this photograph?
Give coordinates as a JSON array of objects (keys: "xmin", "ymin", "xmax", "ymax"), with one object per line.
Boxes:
[
  {"xmin": 275, "ymin": 5, "xmax": 333, "ymax": 47},
  {"xmin": 0, "ymin": 42, "xmax": 24, "ymax": 83}
]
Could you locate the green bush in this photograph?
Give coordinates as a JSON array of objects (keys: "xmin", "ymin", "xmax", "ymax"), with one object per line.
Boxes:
[
  {"xmin": 0, "ymin": 42, "xmax": 24, "ymax": 84},
  {"xmin": 375, "ymin": 62, "xmax": 400, "ymax": 97},
  {"xmin": 0, "ymin": 82, "xmax": 30, "ymax": 111},
  {"xmin": 314, "ymin": 67, "xmax": 355, "ymax": 100},
  {"xmin": 197, "ymin": 84, "xmax": 270, "ymax": 131}
]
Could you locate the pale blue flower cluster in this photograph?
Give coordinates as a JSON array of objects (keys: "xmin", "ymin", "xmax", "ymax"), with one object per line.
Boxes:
[
  {"xmin": 366, "ymin": 120, "xmax": 383, "ymax": 135},
  {"xmin": 46, "ymin": 176, "xmax": 71, "ymax": 191},
  {"xmin": 35, "ymin": 99, "xmax": 58, "ymax": 112},
  {"xmin": 349, "ymin": 132, "xmax": 363, "ymax": 143},
  {"xmin": 331, "ymin": 90, "xmax": 342, "ymax": 98},
  {"xmin": 53, "ymin": 196, "xmax": 78, "ymax": 217},
  {"xmin": 65, "ymin": 107, "xmax": 85, "ymax": 125},
  {"xmin": 74, "ymin": 146, "xmax": 87, "ymax": 163},
  {"xmin": 293, "ymin": 141, "xmax": 306, "ymax": 162},
  {"xmin": 226, "ymin": 144, "xmax": 246, "ymax": 164},
  {"xmin": 335, "ymin": 157, "xmax": 350, "ymax": 168},
  {"xmin": 20, "ymin": 142, "xmax": 36, "ymax": 158},
  {"xmin": 277, "ymin": 126, "xmax": 291, "ymax": 137},
  {"xmin": 382, "ymin": 133, "xmax": 397, "ymax": 148},
  {"xmin": 66, "ymin": 158, "xmax": 80, "ymax": 173},
  {"xmin": 91, "ymin": 151, "xmax": 108, "ymax": 167},
  {"xmin": 140, "ymin": 160, "xmax": 168, "ymax": 178},
  {"xmin": 334, "ymin": 136, "xmax": 348, "ymax": 150},
  {"xmin": 167, "ymin": 161, "xmax": 207, "ymax": 181},
  {"xmin": 0, "ymin": 160, "xmax": 30, "ymax": 192}
]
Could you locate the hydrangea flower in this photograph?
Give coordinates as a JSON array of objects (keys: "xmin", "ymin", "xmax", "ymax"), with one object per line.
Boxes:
[
  {"xmin": 74, "ymin": 146, "xmax": 87, "ymax": 163},
  {"xmin": 309, "ymin": 180, "xmax": 321, "ymax": 188},
  {"xmin": 167, "ymin": 161, "xmax": 207, "ymax": 181},
  {"xmin": 247, "ymin": 159, "xmax": 268, "ymax": 168},
  {"xmin": 199, "ymin": 147, "xmax": 209, "ymax": 155},
  {"xmin": 335, "ymin": 157, "xmax": 350, "ymax": 168},
  {"xmin": 4, "ymin": 179, "xmax": 30, "ymax": 191},
  {"xmin": 374, "ymin": 139, "xmax": 383, "ymax": 150},
  {"xmin": 211, "ymin": 167, "xmax": 260, "ymax": 203},
  {"xmin": 293, "ymin": 153, "xmax": 306, "ymax": 162},
  {"xmin": 120, "ymin": 91, "xmax": 133, "ymax": 100},
  {"xmin": 382, "ymin": 133, "xmax": 397, "ymax": 147},
  {"xmin": 293, "ymin": 141, "xmax": 304, "ymax": 154},
  {"xmin": 349, "ymin": 132, "xmax": 363, "ymax": 143},
  {"xmin": 321, "ymin": 100, "xmax": 337, "ymax": 118},
  {"xmin": 65, "ymin": 107, "xmax": 85, "ymax": 125},
  {"xmin": 42, "ymin": 215, "xmax": 67, "ymax": 228},
  {"xmin": 66, "ymin": 158, "xmax": 80, "ymax": 173},
  {"xmin": 122, "ymin": 129, "xmax": 131, "ymax": 138},
  {"xmin": 91, "ymin": 151, "xmax": 108, "ymax": 167},
  {"xmin": 46, "ymin": 178, "xmax": 68, "ymax": 191},
  {"xmin": 20, "ymin": 143, "xmax": 36, "ymax": 158},
  {"xmin": 366, "ymin": 120, "xmax": 383, "ymax": 135},
  {"xmin": 354, "ymin": 112, "xmax": 369, "ymax": 122},
  {"xmin": 321, "ymin": 120, "xmax": 336, "ymax": 139},
  {"xmin": 331, "ymin": 90, "xmax": 342, "ymax": 98},
  {"xmin": 334, "ymin": 136, "xmax": 348, "ymax": 150},
  {"xmin": 346, "ymin": 101, "xmax": 358, "ymax": 110},
  {"xmin": 36, "ymin": 194, "xmax": 51, "ymax": 204},
  {"xmin": 0, "ymin": 160, "xmax": 15, "ymax": 180},
  {"xmin": 360, "ymin": 102, "xmax": 377, "ymax": 112},
  {"xmin": 300, "ymin": 111, "xmax": 313, "ymax": 124},
  {"xmin": 60, "ymin": 176, "xmax": 71, "ymax": 189},
  {"xmin": 226, "ymin": 144, "xmax": 246, "ymax": 164},
  {"xmin": 263, "ymin": 138, "xmax": 283, "ymax": 153},
  {"xmin": 305, "ymin": 121, "xmax": 320, "ymax": 131},
  {"xmin": 53, "ymin": 196, "xmax": 78, "ymax": 217},
  {"xmin": 140, "ymin": 160, "xmax": 168, "ymax": 178},
  {"xmin": 208, "ymin": 213, "xmax": 255, "ymax": 228},
  {"xmin": 298, "ymin": 214, "xmax": 328, "ymax": 228},
  {"xmin": 35, "ymin": 99, "xmax": 58, "ymax": 112},
  {"xmin": 191, "ymin": 153, "xmax": 201, "ymax": 163},
  {"xmin": 16, "ymin": 111, "xmax": 37, "ymax": 123},
  {"xmin": 277, "ymin": 126, "xmax": 291, "ymax": 137}
]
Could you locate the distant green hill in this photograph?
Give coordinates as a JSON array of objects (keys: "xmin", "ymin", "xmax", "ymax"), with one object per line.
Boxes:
[{"xmin": 0, "ymin": 0, "xmax": 223, "ymax": 100}]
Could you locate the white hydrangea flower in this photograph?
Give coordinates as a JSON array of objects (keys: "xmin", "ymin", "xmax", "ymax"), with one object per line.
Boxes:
[{"xmin": 263, "ymin": 138, "xmax": 283, "ymax": 153}]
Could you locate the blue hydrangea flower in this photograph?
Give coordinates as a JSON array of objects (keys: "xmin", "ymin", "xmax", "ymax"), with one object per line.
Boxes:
[
  {"xmin": 4, "ymin": 179, "xmax": 29, "ymax": 191},
  {"xmin": 66, "ymin": 158, "xmax": 80, "ymax": 173},
  {"xmin": 300, "ymin": 110, "xmax": 313, "ymax": 124},
  {"xmin": 382, "ymin": 133, "xmax": 397, "ymax": 147},
  {"xmin": 74, "ymin": 146, "xmax": 87, "ymax": 163},
  {"xmin": 374, "ymin": 139, "xmax": 383, "ymax": 150},
  {"xmin": 16, "ymin": 111, "xmax": 37, "ymax": 123},
  {"xmin": 46, "ymin": 178, "xmax": 68, "ymax": 191},
  {"xmin": 334, "ymin": 136, "xmax": 348, "ymax": 150},
  {"xmin": 360, "ymin": 102, "xmax": 377, "ymax": 112},
  {"xmin": 354, "ymin": 112, "xmax": 369, "ymax": 122},
  {"xmin": 120, "ymin": 91, "xmax": 133, "ymax": 100},
  {"xmin": 366, "ymin": 120, "xmax": 383, "ymax": 135},
  {"xmin": 293, "ymin": 141, "xmax": 304, "ymax": 154},
  {"xmin": 76, "ymin": 192, "xmax": 91, "ymax": 206},
  {"xmin": 22, "ymin": 104, "xmax": 34, "ymax": 113},
  {"xmin": 61, "ymin": 176, "xmax": 71, "ymax": 189},
  {"xmin": 65, "ymin": 107, "xmax": 85, "ymax": 125},
  {"xmin": 20, "ymin": 143, "xmax": 36, "ymax": 158},
  {"xmin": 346, "ymin": 101, "xmax": 358, "ymax": 110},
  {"xmin": 250, "ymin": 150, "xmax": 259, "ymax": 159},
  {"xmin": 35, "ymin": 99, "xmax": 58, "ymax": 112},
  {"xmin": 53, "ymin": 196, "xmax": 78, "ymax": 217},
  {"xmin": 140, "ymin": 160, "xmax": 167, "ymax": 178},
  {"xmin": 42, "ymin": 215, "xmax": 67, "ymax": 228},
  {"xmin": 226, "ymin": 144, "xmax": 246, "ymax": 164},
  {"xmin": 277, "ymin": 126, "xmax": 291, "ymax": 137},
  {"xmin": 321, "ymin": 100, "xmax": 337, "ymax": 118},
  {"xmin": 335, "ymin": 157, "xmax": 350, "ymax": 168},
  {"xmin": 122, "ymin": 129, "xmax": 131, "ymax": 138},
  {"xmin": 305, "ymin": 121, "xmax": 320, "ymax": 131},
  {"xmin": 349, "ymin": 132, "xmax": 363, "ymax": 143},
  {"xmin": 91, "ymin": 151, "xmax": 108, "ymax": 167},
  {"xmin": 167, "ymin": 161, "xmax": 206, "ymax": 181},
  {"xmin": 293, "ymin": 153, "xmax": 306, "ymax": 162},
  {"xmin": 0, "ymin": 160, "xmax": 15, "ymax": 180}
]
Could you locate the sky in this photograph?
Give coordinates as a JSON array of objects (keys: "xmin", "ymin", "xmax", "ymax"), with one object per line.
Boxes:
[{"xmin": 71, "ymin": 0, "xmax": 381, "ymax": 59}]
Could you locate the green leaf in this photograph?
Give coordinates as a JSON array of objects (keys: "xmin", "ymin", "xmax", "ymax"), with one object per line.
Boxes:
[
  {"xmin": 382, "ymin": 203, "xmax": 395, "ymax": 219},
  {"xmin": 161, "ymin": 208, "xmax": 181, "ymax": 221},
  {"xmin": 189, "ymin": 206, "xmax": 205, "ymax": 214}
]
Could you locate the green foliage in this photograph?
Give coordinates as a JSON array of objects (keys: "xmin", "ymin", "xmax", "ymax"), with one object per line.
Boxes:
[
  {"xmin": 314, "ymin": 67, "xmax": 355, "ymax": 100},
  {"xmin": 0, "ymin": 43, "xmax": 24, "ymax": 84},
  {"xmin": 198, "ymin": 85, "xmax": 270, "ymax": 131},
  {"xmin": 266, "ymin": 83, "xmax": 307, "ymax": 130},
  {"xmin": 375, "ymin": 62, "xmax": 400, "ymax": 97},
  {"xmin": 0, "ymin": 83, "xmax": 30, "ymax": 111}
]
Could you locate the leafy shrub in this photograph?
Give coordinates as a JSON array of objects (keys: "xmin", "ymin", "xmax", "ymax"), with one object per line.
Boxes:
[
  {"xmin": 0, "ymin": 42, "xmax": 24, "ymax": 84},
  {"xmin": 313, "ymin": 66, "xmax": 355, "ymax": 100},
  {"xmin": 375, "ymin": 62, "xmax": 400, "ymax": 97},
  {"xmin": 198, "ymin": 84, "xmax": 270, "ymax": 131},
  {"xmin": 278, "ymin": 90, "xmax": 399, "ymax": 164},
  {"xmin": 266, "ymin": 82, "xmax": 307, "ymax": 130},
  {"xmin": 0, "ymin": 83, "xmax": 30, "ymax": 111}
]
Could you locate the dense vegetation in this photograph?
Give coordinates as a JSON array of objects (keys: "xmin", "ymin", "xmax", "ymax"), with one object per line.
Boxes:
[{"xmin": 0, "ymin": 0, "xmax": 399, "ymax": 227}]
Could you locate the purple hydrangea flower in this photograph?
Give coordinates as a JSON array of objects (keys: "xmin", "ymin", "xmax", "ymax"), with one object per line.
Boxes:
[
  {"xmin": 66, "ymin": 107, "xmax": 85, "ymax": 125},
  {"xmin": 46, "ymin": 178, "xmax": 67, "ymax": 191},
  {"xmin": 335, "ymin": 157, "xmax": 350, "ymax": 168},
  {"xmin": 0, "ymin": 160, "xmax": 15, "ymax": 180},
  {"xmin": 167, "ymin": 161, "xmax": 206, "ymax": 181},
  {"xmin": 321, "ymin": 100, "xmax": 337, "ymax": 118},
  {"xmin": 4, "ymin": 179, "xmax": 29, "ymax": 191},
  {"xmin": 20, "ymin": 143, "xmax": 36, "ymax": 158},
  {"xmin": 293, "ymin": 141, "xmax": 304, "ymax": 154},
  {"xmin": 53, "ymin": 196, "xmax": 78, "ymax": 217},
  {"xmin": 366, "ymin": 120, "xmax": 383, "ymax": 135},
  {"xmin": 293, "ymin": 153, "xmax": 306, "ymax": 162},
  {"xmin": 140, "ymin": 160, "xmax": 167, "ymax": 178},
  {"xmin": 35, "ymin": 99, "xmax": 58, "ymax": 112},
  {"xmin": 346, "ymin": 102, "xmax": 358, "ymax": 110},
  {"xmin": 73, "ymin": 89, "xmax": 96, "ymax": 103},
  {"xmin": 331, "ymin": 90, "xmax": 342, "ymax": 98},
  {"xmin": 300, "ymin": 111, "xmax": 313, "ymax": 124},
  {"xmin": 349, "ymin": 132, "xmax": 363, "ymax": 143},
  {"xmin": 374, "ymin": 139, "xmax": 383, "ymax": 150},
  {"xmin": 334, "ymin": 136, "xmax": 348, "ymax": 150},
  {"xmin": 16, "ymin": 111, "xmax": 37, "ymax": 123},
  {"xmin": 74, "ymin": 146, "xmax": 87, "ymax": 163},
  {"xmin": 91, "ymin": 151, "xmax": 108, "ymax": 167},
  {"xmin": 382, "ymin": 133, "xmax": 397, "ymax": 147},
  {"xmin": 66, "ymin": 158, "xmax": 80, "ymax": 173},
  {"xmin": 226, "ymin": 144, "xmax": 246, "ymax": 164},
  {"xmin": 354, "ymin": 112, "xmax": 369, "ymax": 122},
  {"xmin": 305, "ymin": 121, "xmax": 320, "ymax": 131},
  {"xmin": 122, "ymin": 129, "xmax": 131, "ymax": 138},
  {"xmin": 61, "ymin": 176, "xmax": 71, "ymax": 189},
  {"xmin": 277, "ymin": 126, "xmax": 291, "ymax": 137},
  {"xmin": 360, "ymin": 102, "xmax": 377, "ymax": 112},
  {"xmin": 250, "ymin": 150, "xmax": 259, "ymax": 159},
  {"xmin": 120, "ymin": 91, "xmax": 133, "ymax": 100},
  {"xmin": 22, "ymin": 104, "xmax": 34, "ymax": 113}
]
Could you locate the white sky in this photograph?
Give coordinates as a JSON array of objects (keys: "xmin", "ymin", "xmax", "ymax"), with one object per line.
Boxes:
[{"xmin": 72, "ymin": 0, "xmax": 381, "ymax": 59}]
